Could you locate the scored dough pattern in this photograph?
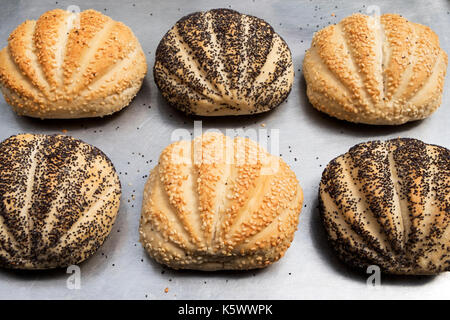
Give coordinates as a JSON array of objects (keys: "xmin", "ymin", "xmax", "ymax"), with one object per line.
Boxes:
[
  {"xmin": 0, "ymin": 134, "xmax": 121, "ymax": 269},
  {"xmin": 0, "ymin": 9, "xmax": 147, "ymax": 118},
  {"xmin": 303, "ymin": 14, "xmax": 448, "ymax": 124},
  {"xmin": 320, "ymin": 138, "xmax": 450, "ymax": 274},
  {"xmin": 154, "ymin": 9, "xmax": 294, "ymax": 116}
]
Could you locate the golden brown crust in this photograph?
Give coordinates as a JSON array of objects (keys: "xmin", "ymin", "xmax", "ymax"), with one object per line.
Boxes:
[
  {"xmin": 139, "ymin": 132, "xmax": 303, "ymax": 270},
  {"xmin": 34, "ymin": 9, "xmax": 70, "ymax": 89},
  {"xmin": 303, "ymin": 13, "xmax": 448, "ymax": 125},
  {"xmin": 63, "ymin": 10, "xmax": 112, "ymax": 91},
  {"xmin": 0, "ymin": 9, "xmax": 147, "ymax": 119},
  {"xmin": 0, "ymin": 134, "xmax": 121, "ymax": 269},
  {"xmin": 154, "ymin": 8, "xmax": 294, "ymax": 116},
  {"xmin": 320, "ymin": 138, "xmax": 450, "ymax": 274},
  {"xmin": 381, "ymin": 14, "xmax": 415, "ymax": 100}
]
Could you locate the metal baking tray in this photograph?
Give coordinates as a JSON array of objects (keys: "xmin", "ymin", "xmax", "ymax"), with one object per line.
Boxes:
[{"xmin": 0, "ymin": 0, "xmax": 449, "ymax": 300}]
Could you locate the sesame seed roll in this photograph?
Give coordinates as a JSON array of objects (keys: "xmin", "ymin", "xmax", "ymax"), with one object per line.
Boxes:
[
  {"xmin": 0, "ymin": 134, "xmax": 121, "ymax": 269},
  {"xmin": 154, "ymin": 9, "xmax": 294, "ymax": 116},
  {"xmin": 320, "ymin": 138, "xmax": 450, "ymax": 274},
  {"xmin": 0, "ymin": 9, "xmax": 147, "ymax": 119},
  {"xmin": 140, "ymin": 132, "xmax": 303, "ymax": 270},
  {"xmin": 303, "ymin": 14, "xmax": 448, "ymax": 125}
]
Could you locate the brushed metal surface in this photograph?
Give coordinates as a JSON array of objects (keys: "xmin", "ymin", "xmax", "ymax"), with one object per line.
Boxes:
[{"xmin": 0, "ymin": 0, "xmax": 449, "ymax": 299}]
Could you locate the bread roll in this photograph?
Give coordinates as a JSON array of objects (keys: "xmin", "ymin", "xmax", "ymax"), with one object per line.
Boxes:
[
  {"xmin": 154, "ymin": 8, "xmax": 294, "ymax": 116},
  {"xmin": 320, "ymin": 138, "xmax": 450, "ymax": 274},
  {"xmin": 0, "ymin": 134, "xmax": 121, "ymax": 269},
  {"xmin": 0, "ymin": 9, "xmax": 147, "ymax": 119},
  {"xmin": 303, "ymin": 14, "xmax": 448, "ymax": 125},
  {"xmin": 140, "ymin": 132, "xmax": 303, "ymax": 270}
]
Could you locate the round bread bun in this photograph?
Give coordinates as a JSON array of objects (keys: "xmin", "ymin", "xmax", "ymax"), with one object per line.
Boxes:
[
  {"xmin": 303, "ymin": 14, "xmax": 448, "ymax": 125},
  {"xmin": 154, "ymin": 8, "xmax": 294, "ymax": 116},
  {"xmin": 319, "ymin": 138, "xmax": 450, "ymax": 274},
  {"xmin": 139, "ymin": 132, "xmax": 303, "ymax": 270},
  {"xmin": 0, "ymin": 134, "xmax": 121, "ymax": 269},
  {"xmin": 0, "ymin": 9, "xmax": 147, "ymax": 119}
]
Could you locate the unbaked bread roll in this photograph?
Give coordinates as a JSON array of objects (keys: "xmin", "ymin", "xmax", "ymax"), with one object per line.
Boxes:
[
  {"xmin": 303, "ymin": 14, "xmax": 448, "ymax": 125},
  {"xmin": 0, "ymin": 9, "xmax": 147, "ymax": 119},
  {"xmin": 154, "ymin": 8, "xmax": 294, "ymax": 116},
  {"xmin": 140, "ymin": 132, "xmax": 303, "ymax": 270},
  {"xmin": 320, "ymin": 138, "xmax": 450, "ymax": 274},
  {"xmin": 0, "ymin": 134, "xmax": 121, "ymax": 269}
]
